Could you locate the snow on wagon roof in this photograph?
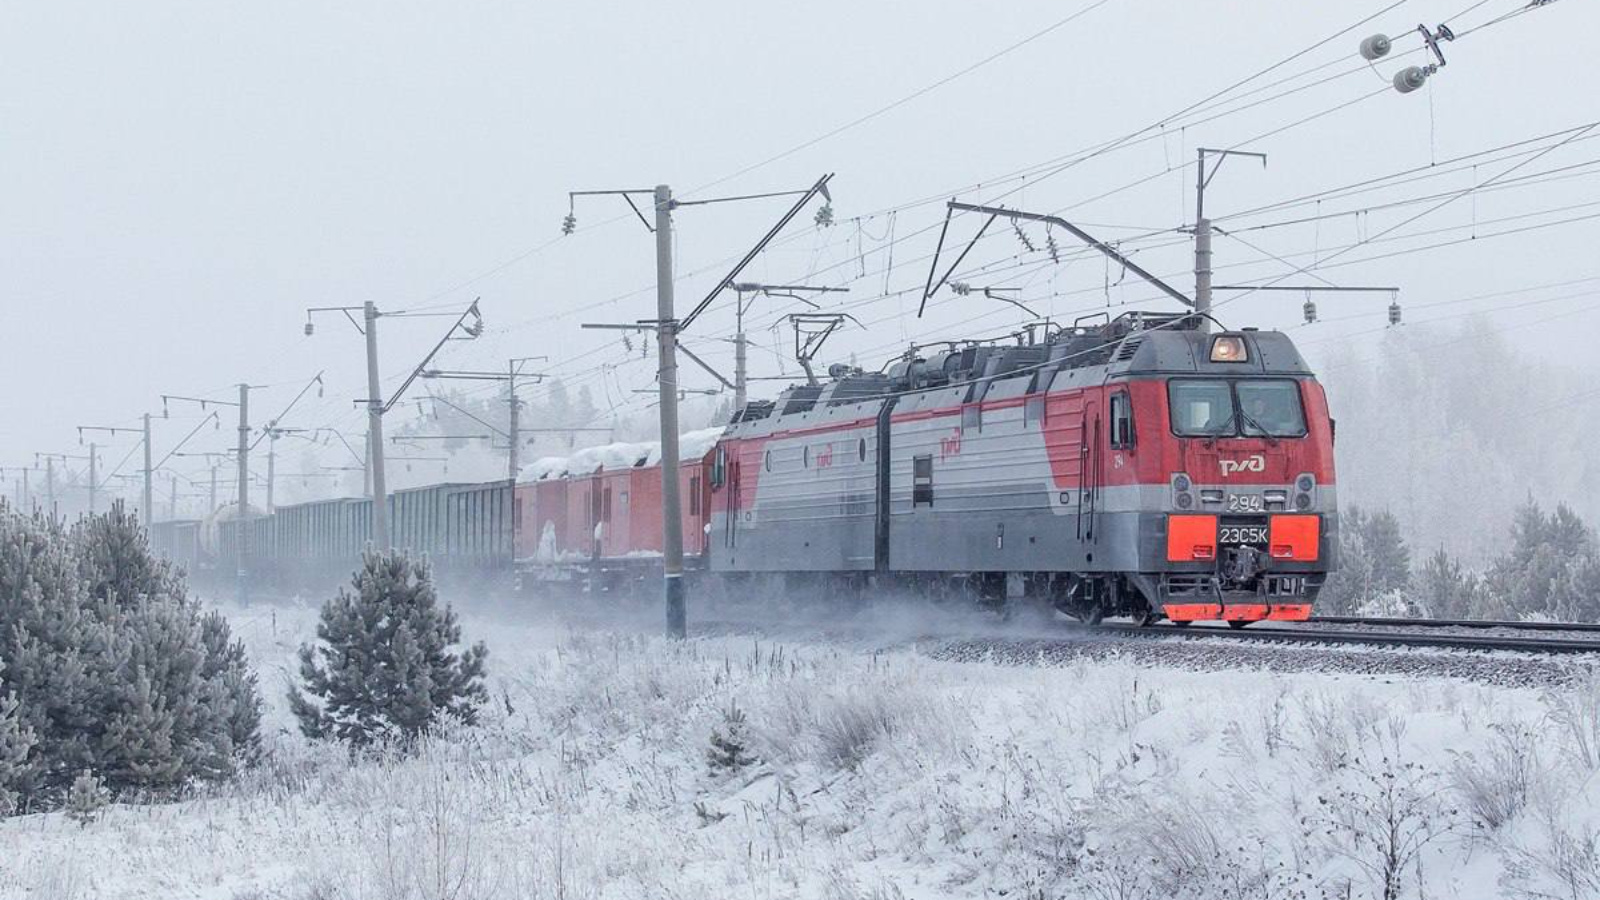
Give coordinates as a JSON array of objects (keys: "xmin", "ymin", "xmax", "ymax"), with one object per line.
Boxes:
[{"xmin": 518, "ymin": 426, "xmax": 725, "ymax": 483}]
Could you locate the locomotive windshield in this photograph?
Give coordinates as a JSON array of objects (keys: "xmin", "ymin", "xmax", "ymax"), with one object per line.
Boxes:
[{"xmin": 1169, "ymin": 378, "xmax": 1306, "ymax": 438}]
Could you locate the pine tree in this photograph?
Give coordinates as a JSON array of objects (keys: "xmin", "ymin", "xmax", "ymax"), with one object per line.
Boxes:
[
  {"xmin": 0, "ymin": 501, "xmax": 261, "ymax": 808},
  {"xmin": 73, "ymin": 501, "xmax": 184, "ymax": 610},
  {"xmin": 706, "ymin": 702, "xmax": 757, "ymax": 774},
  {"xmin": 1486, "ymin": 499, "xmax": 1600, "ymax": 620},
  {"xmin": 0, "ymin": 659, "xmax": 37, "ymax": 816},
  {"xmin": 289, "ymin": 549, "xmax": 488, "ymax": 748},
  {"xmin": 1416, "ymin": 547, "xmax": 1480, "ymax": 619},
  {"xmin": 1320, "ymin": 507, "xmax": 1414, "ymax": 614},
  {"xmin": 65, "ymin": 769, "xmax": 107, "ymax": 827}
]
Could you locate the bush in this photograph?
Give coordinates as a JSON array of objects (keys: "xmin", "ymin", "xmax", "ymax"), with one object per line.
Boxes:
[
  {"xmin": 289, "ymin": 549, "xmax": 488, "ymax": 748},
  {"xmin": 0, "ymin": 502, "xmax": 260, "ymax": 811}
]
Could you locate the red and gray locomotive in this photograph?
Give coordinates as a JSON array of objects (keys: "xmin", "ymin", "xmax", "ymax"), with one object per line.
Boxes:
[
  {"xmin": 190, "ymin": 312, "xmax": 1337, "ymax": 626},
  {"xmin": 699, "ymin": 311, "xmax": 1335, "ymax": 625}
]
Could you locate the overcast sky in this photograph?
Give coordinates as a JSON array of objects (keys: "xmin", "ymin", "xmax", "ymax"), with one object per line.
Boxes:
[{"xmin": 3, "ymin": 0, "xmax": 1597, "ymax": 502}]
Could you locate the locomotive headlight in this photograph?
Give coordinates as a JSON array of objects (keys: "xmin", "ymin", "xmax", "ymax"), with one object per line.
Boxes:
[
  {"xmin": 1172, "ymin": 472, "xmax": 1196, "ymax": 510},
  {"xmin": 1210, "ymin": 335, "xmax": 1249, "ymax": 363},
  {"xmin": 1293, "ymin": 472, "xmax": 1316, "ymax": 510}
]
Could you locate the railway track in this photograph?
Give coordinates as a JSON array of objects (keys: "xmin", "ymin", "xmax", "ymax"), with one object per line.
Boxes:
[
  {"xmin": 1095, "ymin": 620, "xmax": 1600, "ymax": 654},
  {"xmin": 1308, "ymin": 615, "xmax": 1600, "ymax": 634}
]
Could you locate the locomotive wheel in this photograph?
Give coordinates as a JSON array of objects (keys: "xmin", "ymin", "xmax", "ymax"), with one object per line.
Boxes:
[
  {"xmin": 1130, "ymin": 605, "xmax": 1159, "ymax": 628},
  {"xmin": 1082, "ymin": 603, "xmax": 1104, "ymax": 626}
]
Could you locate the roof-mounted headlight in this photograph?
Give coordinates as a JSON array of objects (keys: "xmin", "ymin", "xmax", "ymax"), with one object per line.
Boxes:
[{"xmin": 1210, "ymin": 335, "xmax": 1249, "ymax": 363}]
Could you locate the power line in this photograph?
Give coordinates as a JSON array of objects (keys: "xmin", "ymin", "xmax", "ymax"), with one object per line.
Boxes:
[{"xmin": 684, "ymin": 0, "xmax": 1120, "ymax": 198}]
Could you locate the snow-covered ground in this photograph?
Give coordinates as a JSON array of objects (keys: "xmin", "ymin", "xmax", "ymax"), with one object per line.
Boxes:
[{"xmin": 5, "ymin": 595, "xmax": 1600, "ymax": 900}]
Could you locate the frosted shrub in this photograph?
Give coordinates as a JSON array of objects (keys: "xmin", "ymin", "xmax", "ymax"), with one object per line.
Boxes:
[
  {"xmin": 0, "ymin": 501, "xmax": 261, "ymax": 809},
  {"xmin": 1546, "ymin": 671, "xmax": 1600, "ymax": 771},
  {"xmin": 289, "ymin": 549, "xmax": 488, "ymax": 749},
  {"xmin": 65, "ymin": 769, "xmax": 107, "ymax": 827},
  {"xmin": 1305, "ymin": 746, "xmax": 1461, "ymax": 900},
  {"xmin": 706, "ymin": 701, "xmax": 757, "ymax": 775},
  {"xmin": 1449, "ymin": 723, "xmax": 1541, "ymax": 832},
  {"xmin": 815, "ymin": 688, "xmax": 903, "ymax": 770}
]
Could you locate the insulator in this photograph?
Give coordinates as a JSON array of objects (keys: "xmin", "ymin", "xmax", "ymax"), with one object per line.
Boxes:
[
  {"xmin": 303, "ymin": 321, "xmax": 314, "ymax": 336},
  {"xmin": 1303, "ymin": 300, "xmax": 1317, "ymax": 324},
  {"xmin": 561, "ymin": 212, "xmax": 577, "ymax": 235},
  {"xmin": 1393, "ymin": 66, "xmax": 1429, "ymax": 94},
  {"xmin": 1013, "ymin": 222, "xmax": 1036, "ymax": 253},
  {"xmin": 813, "ymin": 203, "xmax": 834, "ymax": 228},
  {"xmin": 1360, "ymin": 34, "xmax": 1392, "ymax": 61},
  {"xmin": 1388, "ymin": 300, "xmax": 1402, "ymax": 325}
]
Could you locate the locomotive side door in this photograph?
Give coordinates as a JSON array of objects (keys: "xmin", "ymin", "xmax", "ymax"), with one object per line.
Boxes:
[{"xmin": 1077, "ymin": 400, "xmax": 1100, "ymax": 545}]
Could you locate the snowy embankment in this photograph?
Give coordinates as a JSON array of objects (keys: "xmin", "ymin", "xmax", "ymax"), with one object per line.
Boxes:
[{"xmin": 4, "ymin": 598, "xmax": 1600, "ymax": 900}]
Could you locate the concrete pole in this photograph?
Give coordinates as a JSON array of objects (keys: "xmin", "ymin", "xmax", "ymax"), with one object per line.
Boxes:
[
  {"xmin": 87, "ymin": 443, "xmax": 97, "ymax": 514},
  {"xmin": 364, "ymin": 300, "xmax": 390, "ymax": 549},
  {"xmin": 734, "ymin": 298, "xmax": 748, "ymax": 411},
  {"xmin": 169, "ymin": 474, "xmax": 178, "ymax": 520},
  {"xmin": 142, "ymin": 413, "xmax": 154, "ymax": 527},
  {"xmin": 654, "ymin": 184, "xmax": 687, "ymax": 639},
  {"xmin": 267, "ymin": 440, "xmax": 276, "ymax": 512},
  {"xmin": 237, "ymin": 383, "xmax": 249, "ymax": 604},
  {"xmin": 209, "ymin": 464, "xmax": 218, "ymax": 516},
  {"xmin": 45, "ymin": 459, "xmax": 54, "ymax": 518},
  {"xmin": 24, "ymin": 468, "xmax": 32, "ymax": 514},
  {"xmin": 507, "ymin": 364, "xmax": 520, "ymax": 481},
  {"xmin": 1194, "ymin": 148, "xmax": 1212, "ymax": 331}
]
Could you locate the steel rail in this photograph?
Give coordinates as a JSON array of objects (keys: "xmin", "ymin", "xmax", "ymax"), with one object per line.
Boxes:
[
  {"xmin": 1308, "ymin": 615, "xmax": 1600, "ymax": 634},
  {"xmin": 1089, "ymin": 622, "xmax": 1600, "ymax": 655}
]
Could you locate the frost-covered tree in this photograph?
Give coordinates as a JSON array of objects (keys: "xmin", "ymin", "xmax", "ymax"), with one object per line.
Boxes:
[
  {"xmin": 0, "ymin": 501, "xmax": 261, "ymax": 809},
  {"xmin": 1485, "ymin": 499, "xmax": 1600, "ymax": 621},
  {"xmin": 289, "ymin": 549, "xmax": 488, "ymax": 748},
  {"xmin": 1320, "ymin": 506, "xmax": 1412, "ymax": 615},
  {"xmin": 1414, "ymin": 547, "xmax": 1481, "ymax": 619},
  {"xmin": 0, "ymin": 659, "xmax": 37, "ymax": 816}
]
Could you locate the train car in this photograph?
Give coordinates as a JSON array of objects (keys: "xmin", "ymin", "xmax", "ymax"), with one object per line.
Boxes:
[
  {"xmin": 706, "ymin": 312, "xmax": 1337, "ymax": 626},
  {"xmin": 511, "ymin": 432, "xmax": 718, "ymax": 589},
  {"xmin": 450, "ymin": 479, "xmax": 514, "ymax": 570},
  {"xmin": 514, "ymin": 475, "xmax": 569, "ymax": 566},
  {"xmin": 150, "ymin": 519, "xmax": 204, "ymax": 573}
]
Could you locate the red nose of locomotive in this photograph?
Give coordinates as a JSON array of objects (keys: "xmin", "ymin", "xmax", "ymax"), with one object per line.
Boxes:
[{"xmin": 1143, "ymin": 331, "xmax": 1337, "ymax": 626}]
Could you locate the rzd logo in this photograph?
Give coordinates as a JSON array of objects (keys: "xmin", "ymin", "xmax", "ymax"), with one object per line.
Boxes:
[{"xmin": 1220, "ymin": 454, "xmax": 1266, "ymax": 477}]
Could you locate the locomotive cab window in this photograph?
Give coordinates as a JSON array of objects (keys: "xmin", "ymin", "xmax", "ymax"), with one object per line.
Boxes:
[
  {"xmin": 1109, "ymin": 392, "xmax": 1135, "ymax": 448},
  {"xmin": 1169, "ymin": 379, "xmax": 1307, "ymax": 438},
  {"xmin": 1236, "ymin": 380, "xmax": 1307, "ymax": 437}
]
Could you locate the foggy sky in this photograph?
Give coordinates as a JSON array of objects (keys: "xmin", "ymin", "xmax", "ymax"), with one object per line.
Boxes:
[{"xmin": 4, "ymin": 0, "xmax": 1597, "ymax": 505}]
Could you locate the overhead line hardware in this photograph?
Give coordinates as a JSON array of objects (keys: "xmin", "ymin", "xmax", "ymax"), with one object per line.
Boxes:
[{"xmin": 924, "ymin": 201, "xmax": 1194, "ymax": 315}]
